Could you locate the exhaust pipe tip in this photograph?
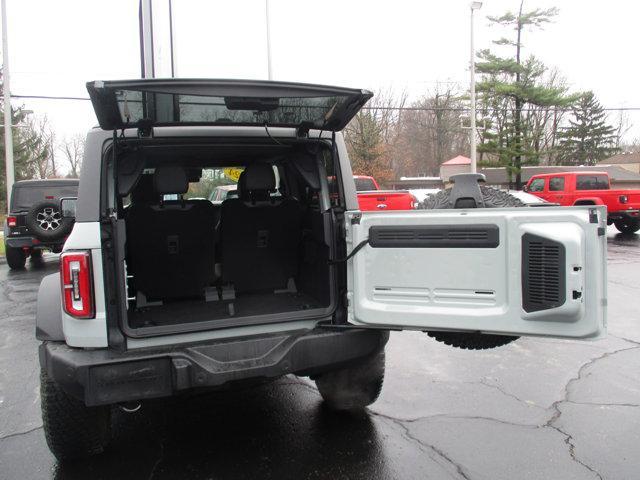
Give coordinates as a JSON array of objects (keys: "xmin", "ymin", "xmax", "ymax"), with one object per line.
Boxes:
[{"xmin": 119, "ymin": 401, "xmax": 142, "ymax": 413}]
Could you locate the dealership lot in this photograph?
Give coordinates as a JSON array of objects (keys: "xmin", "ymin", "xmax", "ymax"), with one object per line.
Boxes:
[{"xmin": 0, "ymin": 226, "xmax": 638, "ymax": 480}]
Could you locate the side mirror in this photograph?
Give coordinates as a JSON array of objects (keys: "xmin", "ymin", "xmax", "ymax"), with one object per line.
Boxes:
[
  {"xmin": 522, "ymin": 185, "xmax": 529, "ymax": 192},
  {"xmin": 60, "ymin": 197, "xmax": 78, "ymax": 219}
]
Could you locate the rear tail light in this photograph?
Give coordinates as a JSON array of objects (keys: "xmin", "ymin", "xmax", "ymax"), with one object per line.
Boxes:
[
  {"xmin": 60, "ymin": 251, "xmax": 95, "ymax": 319},
  {"xmin": 620, "ymin": 195, "xmax": 628, "ymax": 204},
  {"xmin": 6, "ymin": 216, "xmax": 16, "ymax": 227}
]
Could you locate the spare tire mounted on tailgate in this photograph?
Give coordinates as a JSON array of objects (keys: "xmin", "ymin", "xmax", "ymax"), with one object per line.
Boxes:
[
  {"xmin": 421, "ymin": 174, "xmax": 525, "ymax": 350},
  {"xmin": 26, "ymin": 201, "xmax": 74, "ymax": 242}
]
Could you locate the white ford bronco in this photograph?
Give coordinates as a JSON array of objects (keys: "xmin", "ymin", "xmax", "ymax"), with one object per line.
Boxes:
[{"xmin": 35, "ymin": 79, "xmax": 607, "ymax": 460}]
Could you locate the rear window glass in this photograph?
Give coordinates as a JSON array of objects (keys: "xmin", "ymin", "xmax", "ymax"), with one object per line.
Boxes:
[
  {"xmin": 354, "ymin": 177, "xmax": 377, "ymax": 191},
  {"xmin": 115, "ymin": 90, "xmax": 354, "ymax": 129},
  {"xmin": 11, "ymin": 184, "xmax": 78, "ymax": 212},
  {"xmin": 549, "ymin": 177, "xmax": 565, "ymax": 191},
  {"xmin": 528, "ymin": 178, "xmax": 545, "ymax": 192},
  {"xmin": 576, "ymin": 175, "xmax": 608, "ymax": 190}
]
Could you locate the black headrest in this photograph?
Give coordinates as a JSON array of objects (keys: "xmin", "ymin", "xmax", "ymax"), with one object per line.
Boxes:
[
  {"xmin": 131, "ymin": 174, "xmax": 156, "ymax": 203},
  {"xmin": 154, "ymin": 166, "xmax": 189, "ymax": 195},
  {"xmin": 243, "ymin": 164, "xmax": 275, "ymax": 192}
]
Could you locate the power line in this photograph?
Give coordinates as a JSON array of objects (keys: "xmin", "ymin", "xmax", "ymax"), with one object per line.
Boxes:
[
  {"xmin": 13, "ymin": 94, "xmax": 91, "ymax": 101},
  {"xmin": 11, "ymin": 94, "xmax": 640, "ymax": 113}
]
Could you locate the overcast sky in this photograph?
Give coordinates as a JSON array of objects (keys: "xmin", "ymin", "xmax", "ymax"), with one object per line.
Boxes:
[{"xmin": 4, "ymin": 0, "xmax": 640, "ymax": 146}]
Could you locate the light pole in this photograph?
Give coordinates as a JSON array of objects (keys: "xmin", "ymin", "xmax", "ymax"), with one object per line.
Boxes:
[
  {"xmin": 469, "ymin": 1, "xmax": 482, "ymax": 174},
  {"xmin": 265, "ymin": 0, "xmax": 273, "ymax": 80},
  {"xmin": 2, "ymin": 0, "xmax": 13, "ymax": 211}
]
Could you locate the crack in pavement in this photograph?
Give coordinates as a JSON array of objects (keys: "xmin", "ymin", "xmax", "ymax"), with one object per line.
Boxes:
[
  {"xmin": 371, "ymin": 412, "xmax": 472, "ymax": 480},
  {"xmin": 367, "ymin": 345, "xmax": 640, "ymax": 480},
  {"xmin": 542, "ymin": 345, "xmax": 640, "ymax": 480},
  {"xmin": 369, "ymin": 410, "xmax": 535, "ymax": 428},
  {"xmin": 608, "ymin": 334, "xmax": 640, "ymax": 347},
  {"xmin": 565, "ymin": 400, "xmax": 640, "ymax": 408},
  {"xmin": 0, "ymin": 425, "xmax": 43, "ymax": 442},
  {"xmin": 475, "ymin": 379, "xmax": 545, "ymax": 410}
]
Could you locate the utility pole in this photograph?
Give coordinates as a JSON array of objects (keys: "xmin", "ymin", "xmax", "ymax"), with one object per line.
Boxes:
[
  {"xmin": 265, "ymin": 0, "xmax": 273, "ymax": 80},
  {"xmin": 139, "ymin": 0, "xmax": 177, "ymax": 78},
  {"xmin": 469, "ymin": 1, "xmax": 482, "ymax": 174},
  {"xmin": 2, "ymin": 0, "xmax": 13, "ymax": 212}
]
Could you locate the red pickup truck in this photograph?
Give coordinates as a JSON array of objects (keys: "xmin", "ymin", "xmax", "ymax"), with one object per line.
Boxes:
[
  {"xmin": 353, "ymin": 175, "xmax": 418, "ymax": 211},
  {"xmin": 525, "ymin": 171, "xmax": 640, "ymax": 233}
]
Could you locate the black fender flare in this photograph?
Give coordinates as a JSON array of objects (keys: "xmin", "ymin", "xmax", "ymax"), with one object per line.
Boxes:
[{"xmin": 36, "ymin": 273, "xmax": 65, "ymax": 341}]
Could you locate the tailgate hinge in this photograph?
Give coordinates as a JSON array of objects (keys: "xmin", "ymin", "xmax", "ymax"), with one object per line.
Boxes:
[
  {"xmin": 296, "ymin": 121, "xmax": 312, "ymax": 138},
  {"xmin": 137, "ymin": 119, "xmax": 154, "ymax": 138}
]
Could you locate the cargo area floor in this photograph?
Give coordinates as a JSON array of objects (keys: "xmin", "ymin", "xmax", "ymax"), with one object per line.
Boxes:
[{"xmin": 128, "ymin": 291, "xmax": 322, "ymax": 329}]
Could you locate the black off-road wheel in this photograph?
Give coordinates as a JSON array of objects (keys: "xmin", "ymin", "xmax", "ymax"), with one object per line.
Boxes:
[
  {"xmin": 26, "ymin": 201, "xmax": 73, "ymax": 242},
  {"xmin": 421, "ymin": 185, "xmax": 524, "ymax": 350},
  {"xmin": 40, "ymin": 370, "xmax": 111, "ymax": 461},
  {"xmin": 614, "ymin": 218, "xmax": 640, "ymax": 234},
  {"xmin": 315, "ymin": 351, "xmax": 385, "ymax": 411},
  {"xmin": 5, "ymin": 244, "xmax": 26, "ymax": 270}
]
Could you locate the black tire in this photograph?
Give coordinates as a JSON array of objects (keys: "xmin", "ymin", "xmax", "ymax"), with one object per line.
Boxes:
[
  {"xmin": 40, "ymin": 370, "xmax": 111, "ymax": 461},
  {"xmin": 421, "ymin": 185, "xmax": 522, "ymax": 350},
  {"xmin": 25, "ymin": 201, "xmax": 73, "ymax": 242},
  {"xmin": 314, "ymin": 351, "xmax": 385, "ymax": 411},
  {"xmin": 30, "ymin": 249, "xmax": 43, "ymax": 259},
  {"xmin": 423, "ymin": 185, "xmax": 526, "ymax": 209},
  {"xmin": 614, "ymin": 218, "xmax": 640, "ymax": 234},
  {"xmin": 5, "ymin": 244, "xmax": 26, "ymax": 270},
  {"xmin": 426, "ymin": 331, "xmax": 519, "ymax": 350}
]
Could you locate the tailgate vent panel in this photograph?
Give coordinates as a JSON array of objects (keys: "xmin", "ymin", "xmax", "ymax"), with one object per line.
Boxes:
[
  {"xmin": 522, "ymin": 233, "xmax": 566, "ymax": 312},
  {"xmin": 369, "ymin": 224, "xmax": 499, "ymax": 248}
]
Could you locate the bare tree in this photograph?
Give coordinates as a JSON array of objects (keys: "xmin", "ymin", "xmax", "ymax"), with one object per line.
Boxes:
[
  {"xmin": 344, "ymin": 89, "xmax": 407, "ymax": 186},
  {"xmin": 21, "ymin": 115, "xmax": 56, "ymax": 179},
  {"xmin": 617, "ymin": 138, "xmax": 640, "ymax": 153},
  {"xmin": 394, "ymin": 85, "xmax": 468, "ymax": 177},
  {"xmin": 614, "ymin": 109, "xmax": 633, "ymax": 149},
  {"xmin": 60, "ymin": 134, "xmax": 85, "ymax": 178}
]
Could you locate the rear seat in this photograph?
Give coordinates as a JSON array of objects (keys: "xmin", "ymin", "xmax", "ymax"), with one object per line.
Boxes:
[
  {"xmin": 220, "ymin": 164, "xmax": 302, "ymax": 293},
  {"xmin": 127, "ymin": 166, "xmax": 216, "ymax": 301}
]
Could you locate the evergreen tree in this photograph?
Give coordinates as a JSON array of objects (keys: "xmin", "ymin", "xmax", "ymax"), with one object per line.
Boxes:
[
  {"xmin": 476, "ymin": 3, "xmax": 576, "ymax": 188},
  {"xmin": 0, "ymin": 73, "xmax": 45, "ymax": 210},
  {"xmin": 556, "ymin": 92, "xmax": 619, "ymax": 165}
]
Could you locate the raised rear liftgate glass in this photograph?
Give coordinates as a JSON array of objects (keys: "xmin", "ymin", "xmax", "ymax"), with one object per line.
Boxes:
[{"xmin": 87, "ymin": 79, "xmax": 373, "ymax": 132}]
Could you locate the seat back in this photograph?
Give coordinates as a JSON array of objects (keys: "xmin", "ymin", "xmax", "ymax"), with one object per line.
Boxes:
[
  {"xmin": 221, "ymin": 164, "xmax": 302, "ymax": 292},
  {"xmin": 127, "ymin": 166, "xmax": 216, "ymax": 300}
]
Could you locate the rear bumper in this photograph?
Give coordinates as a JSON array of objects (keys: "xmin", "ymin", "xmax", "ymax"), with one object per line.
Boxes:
[
  {"xmin": 5, "ymin": 235, "xmax": 37, "ymax": 248},
  {"xmin": 4, "ymin": 235, "xmax": 62, "ymax": 249},
  {"xmin": 608, "ymin": 210, "xmax": 640, "ymax": 221},
  {"xmin": 39, "ymin": 328, "xmax": 389, "ymax": 406}
]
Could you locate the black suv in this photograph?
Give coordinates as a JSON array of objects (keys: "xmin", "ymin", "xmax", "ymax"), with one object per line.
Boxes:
[{"xmin": 4, "ymin": 179, "xmax": 78, "ymax": 269}]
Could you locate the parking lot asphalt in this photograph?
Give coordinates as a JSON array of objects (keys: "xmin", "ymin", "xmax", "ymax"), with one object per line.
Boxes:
[{"xmin": 0, "ymin": 226, "xmax": 639, "ymax": 480}]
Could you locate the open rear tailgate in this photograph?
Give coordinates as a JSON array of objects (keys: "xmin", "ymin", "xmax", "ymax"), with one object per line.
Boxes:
[{"xmin": 87, "ymin": 79, "xmax": 373, "ymax": 132}]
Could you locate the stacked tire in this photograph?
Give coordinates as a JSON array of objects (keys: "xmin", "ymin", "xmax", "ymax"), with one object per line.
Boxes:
[{"xmin": 420, "ymin": 185, "xmax": 523, "ymax": 350}]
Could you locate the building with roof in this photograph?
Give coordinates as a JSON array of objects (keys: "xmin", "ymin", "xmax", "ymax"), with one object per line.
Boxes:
[
  {"xmin": 392, "ymin": 155, "xmax": 640, "ymax": 191},
  {"xmin": 597, "ymin": 152, "xmax": 640, "ymax": 174},
  {"xmin": 439, "ymin": 155, "xmax": 471, "ymax": 182}
]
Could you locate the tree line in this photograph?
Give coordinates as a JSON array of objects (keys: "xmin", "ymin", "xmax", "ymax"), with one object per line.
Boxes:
[
  {"xmin": 0, "ymin": 76, "xmax": 84, "ymax": 210},
  {"xmin": 345, "ymin": 3, "xmax": 627, "ymax": 189}
]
